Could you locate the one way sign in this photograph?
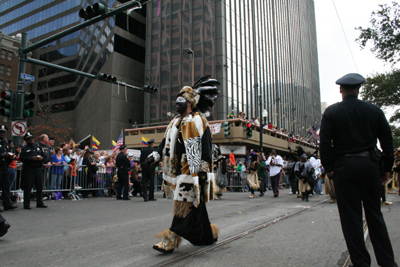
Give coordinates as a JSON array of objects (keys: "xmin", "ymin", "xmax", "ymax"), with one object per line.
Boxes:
[{"xmin": 21, "ymin": 73, "xmax": 35, "ymax": 81}]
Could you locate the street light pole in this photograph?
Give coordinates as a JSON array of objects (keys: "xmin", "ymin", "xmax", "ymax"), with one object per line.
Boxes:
[{"xmin": 184, "ymin": 48, "xmax": 194, "ymax": 85}]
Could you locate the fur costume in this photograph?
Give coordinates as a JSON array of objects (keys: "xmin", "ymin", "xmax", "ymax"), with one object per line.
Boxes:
[{"xmin": 151, "ymin": 76, "xmax": 220, "ymax": 253}]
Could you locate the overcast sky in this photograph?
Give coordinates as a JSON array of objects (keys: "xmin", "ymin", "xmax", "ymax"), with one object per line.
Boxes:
[{"xmin": 314, "ymin": 0, "xmax": 394, "ymax": 106}]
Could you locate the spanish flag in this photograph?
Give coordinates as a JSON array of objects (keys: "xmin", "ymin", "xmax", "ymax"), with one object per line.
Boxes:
[
  {"xmin": 112, "ymin": 140, "xmax": 117, "ymax": 150},
  {"xmin": 142, "ymin": 136, "xmax": 150, "ymax": 146},
  {"xmin": 92, "ymin": 136, "xmax": 100, "ymax": 151}
]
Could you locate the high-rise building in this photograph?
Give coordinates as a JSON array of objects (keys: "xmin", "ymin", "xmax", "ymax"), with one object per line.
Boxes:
[
  {"xmin": 145, "ymin": 0, "xmax": 321, "ymax": 135},
  {"xmin": 1, "ymin": 0, "xmax": 321, "ymax": 145},
  {"xmin": 0, "ymin": 0, "xmax": 147, "ymax": 146}
]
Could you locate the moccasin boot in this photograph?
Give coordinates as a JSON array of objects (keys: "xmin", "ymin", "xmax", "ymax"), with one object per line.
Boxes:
[{"xmin": 153, "ymin": 230, "xmax": 182, "ymax": 253}]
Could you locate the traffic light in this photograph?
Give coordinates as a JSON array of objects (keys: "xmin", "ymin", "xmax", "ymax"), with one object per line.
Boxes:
[
  {"xmin": 0, "ymin": 91, "xmax": 12, "ymax": 117},
  {"xmin": 97, "ymin": 73, "xmax": 117, "ymax": 83},
  {"xmin": 143, "ymin": 85, "xmax": 158, "ymax": 93},
  {"xmin": 223, "ymin": 121, "xmax": 230, "ymax": 138},
  {"xmin": 23, "ymin": 92, "xmax": 35, "ymax": 118},
  {"xmin": 246, "ymin": 122, "xmax": 252, "ymax": 138},
  {"xmin": 79, "ymin": 3, "xmax": 108, "ymax": 20}
]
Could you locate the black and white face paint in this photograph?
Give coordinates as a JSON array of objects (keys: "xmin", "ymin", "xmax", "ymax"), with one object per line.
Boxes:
[{"xmin": 176, "ymin": 96, "xmax": 188, "ymax": 114}]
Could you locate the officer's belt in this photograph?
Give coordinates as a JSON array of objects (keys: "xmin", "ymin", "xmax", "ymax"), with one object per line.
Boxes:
[{"xmin": 342, "ymin": 151, "xmax": 371, "ymax": 158}]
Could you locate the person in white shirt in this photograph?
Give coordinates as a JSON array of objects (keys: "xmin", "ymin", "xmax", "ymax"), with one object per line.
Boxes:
[
  {"xmin": 266, "ymin": 150, "xmax": 283, "ymax": 197},
  {"xmin": 309, "ymin": 153, "xmax": 322, "ymax": 194}
]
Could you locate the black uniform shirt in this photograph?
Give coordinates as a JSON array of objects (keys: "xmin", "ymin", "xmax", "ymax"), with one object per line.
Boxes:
[
  {"xmin": 20, "ymin": 143, "xmax": 45, "ymax": 169},
  {"xmin": 35, "ymin": 142, "xmax": 51, "ymax": 164},
  {"xmin": 116, "ymin": 152, "xmax": 130, "ymax": 171},
  {"xmin": 0, "ymin": 138, "xmax": 10, "ymax": 166},
  {"xmin": 140, "ymin": 146, "xmax": 156, "ymax": 166},
  {"xmin": 320, "ymin": 95, "xmax": 394, "ymax": 173}
]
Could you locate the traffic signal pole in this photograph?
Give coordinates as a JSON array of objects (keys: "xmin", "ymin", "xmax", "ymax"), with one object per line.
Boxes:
[
  {"xmin": 21, "ymin": 0, "xmax": 149, "ymax": 54},
  {"xmin": 13, "ymin": 32, "xmax": 29, "ymax": 146},
  {"xmin": 12, "ymin": 0, "xmax": 153, "ymax": 145}
]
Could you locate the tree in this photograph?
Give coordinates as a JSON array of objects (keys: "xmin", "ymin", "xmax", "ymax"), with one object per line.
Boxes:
[
  {"xmin": 361, "ymin": 69, "xmax": 400, "ymax": 123},
  {"xmin": 28, "ymin": 65, "xmax": 72, "ymax": 144},
  {"xmin": 356, "ymin": 2, "xmax": 400, "ymax": 65}
]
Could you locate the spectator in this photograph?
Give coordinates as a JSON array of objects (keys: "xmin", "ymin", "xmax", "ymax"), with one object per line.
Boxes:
[
  {"xmin": 229, "ymin": 150, "xmax": 236, "ymax": 166},
  {"xmin": 227, "ymin": 110, "xmax": 234, "ymax": 119},
  {"xmin": 155, "ymin": 162, "xmax": 163, "ymax": 190},
  {"xmin": 94, "ymin": 152, "xmax": 105, "ymax": 196},
  {"xmin": 254, "ymin": 117, "xmax": 260, "ymax": 127},
  {"xmin": 48, "ymin": 137, "xmax": 55, "ymax": 155},
  {"xmin": 50, "ymin": 147, "xmax": 66, "ymax": 190},
  {"xmin": 105, "ymin": 157, "xmax": 115, "ymax": 195},
  {"xmin": 14, "ymin": 145, "xmax": 22, "ymax": 190},
  {"xmin": 82, "ymin": 150, "xmax": 98, "ymax": 197},
  {"xmin": 63, "ymin": 148, "xmax": 72, "ymax": 190},
  {"xmin": 69, "ymin": 158, "xmax": 80, "ymax": 190},
  {"xmin": 7, "ymin": 140, "xmax": 16, "ymax": 194},
  {"xmin": 267, "ymin": 122, "xmax": 273, "ymax": 129}
]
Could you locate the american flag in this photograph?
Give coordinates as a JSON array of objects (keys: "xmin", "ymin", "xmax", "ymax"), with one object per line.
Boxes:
[
  {"xmin": 310, "ymin": 125, "xmax": 319, "ymax": 141},
  {"xmin": 113, "ymin": 131, "xmax": 124, "ymax": 153}
]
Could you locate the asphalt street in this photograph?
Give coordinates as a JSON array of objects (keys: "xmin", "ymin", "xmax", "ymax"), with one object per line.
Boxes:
[{"xmin": 0, "ymin": 189, "xmax": 398, "ymax": 267}]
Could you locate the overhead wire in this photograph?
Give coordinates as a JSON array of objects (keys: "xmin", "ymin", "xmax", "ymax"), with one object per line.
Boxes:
[{"xmin": 331, "ymin": 0, "xmax": 359, "ymax": 72}]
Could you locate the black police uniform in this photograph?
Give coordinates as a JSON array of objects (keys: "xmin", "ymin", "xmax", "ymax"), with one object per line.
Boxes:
[
  {"xmin": 0, "ymin": 138, "xmax": 12, "ymax": 208},
  {"xmin": 140, "ymin": 143, "xmax": 156, "ymax": 201},
  {"xmin": 20, "ymin": 143, "xmax": 47, "ymax": 208},
  {"xmin": 116, "ymin": 151, "xmax": 131, "ymax": 200},
  {"xmin": 320, "ymin": 73, "xmax": 395, "ymax": 267}
]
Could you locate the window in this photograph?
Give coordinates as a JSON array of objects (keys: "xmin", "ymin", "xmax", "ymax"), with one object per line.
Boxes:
[
  {"xmin": 7, "ymin": 51, "xmax": 12, "ymax": 61},
  {"xmin": 6, "ymin": 66, "xmax": 11, "ymax": 76},
  {"xmin": 5, "ymin": 81, "xmax": 10, "ymax": 90},
  {"xmin": 0, "ymin": 50, "xmax": 5, "ymax": 59},
  {"xmin": 0, "ymin": 65, "xmax": 4, "ymax": 74},
  {"xmin": 0, "ymin": 80, "xmax": 3, "ymax": 90}
]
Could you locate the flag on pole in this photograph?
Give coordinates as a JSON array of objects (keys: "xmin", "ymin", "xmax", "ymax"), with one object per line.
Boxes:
[
  {"xmin": 92, "ymin": 136, "xmax": 100, "ymax": 151},
  {"xmin": 113, "ymin": 131, "xmax": 124, "ymax": 153},
  {"xmin": 142, "ymin": 136, "xmax": 150, "ymax": 146},
  {"xmin": 112, "ymin": 140, "xmax": 117, "ymax": 150}
]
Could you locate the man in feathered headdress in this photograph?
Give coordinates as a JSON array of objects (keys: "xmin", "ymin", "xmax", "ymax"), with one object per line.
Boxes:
[{"xmin": 145, "ymin": 75, "xmax": 220, "ymax": 253}]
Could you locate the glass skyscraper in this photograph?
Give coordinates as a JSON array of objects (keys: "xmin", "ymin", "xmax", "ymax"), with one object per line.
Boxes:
[
  {"xmin": 145, "ymin": 0, "xmax": 321, "ymax": 134},
  {"xmin": 0, "ymin": 0, "xmax": 147, "ymax": 145}
]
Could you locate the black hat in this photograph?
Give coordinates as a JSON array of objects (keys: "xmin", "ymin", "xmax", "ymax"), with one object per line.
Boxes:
[
  {"xmin": 84, "ymin": 149, "xmax": 94, "ymax": 154},
  {"xmin": 120, "ymin": 145, "xmax": 127, "ymax": 150},
  {"xmin": 147, "ymin": 139, "xmax": 155, "ymax": 144},
  {"xmin": 336, "ymin": 73, "xmax": 365, "ymax": 86},
  {"xmin": 0, "ymin": 125, "xmax": 8, "ymax": 133},
  {"xmin": 24, "ymin": 131, "xmax": 34, "ymax": 141}
]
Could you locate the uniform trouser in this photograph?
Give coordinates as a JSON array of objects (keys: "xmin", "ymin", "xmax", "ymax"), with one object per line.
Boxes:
[
  {"xmin": 289, "ymin": 178, "xmax": 298, "ymax": 194},
  {"xmin": 334, "ymin": 157, "xmax": 394, "ymax": 267},
  {"xmin": 22, "ymin": 168, "xmax": 45, "ymax": 208},
  {"xmin": 270, "ymin": 173, "xmax": 281, "ymax": 195},
  {"xmin": 0, "ymin": 214, "xmax": 5, "ymax": 223},
  {"xmin": 116, "ymin": 170, "xmax": 129, "ymax": 199},
  {"xmin": 0, "ymin": 166, "xmax": 11, "ymax": 207},
  {"xmin": 142, "ymin": 167, "xmax": 155, "ymax": 200}
]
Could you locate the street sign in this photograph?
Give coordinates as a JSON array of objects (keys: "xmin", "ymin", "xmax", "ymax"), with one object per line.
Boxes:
[
  {"xmin": 11, "ymin": 121, "xmax": 27, "ymax": 137},
  {"xmin": 22, "ymin": 80, "xmax": 32, "ymax": 86},
  {"xmin": 20, "ymin": 73, "xmax": 35, "ymax": 81}
]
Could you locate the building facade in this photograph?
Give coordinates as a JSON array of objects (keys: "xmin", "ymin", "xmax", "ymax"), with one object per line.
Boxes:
[
  {"xmin": 0, "ymin": 0, "xmax": 147, "ymax": 146},
  {"xmin": 145, "ymin": 0, "xmax": 321, "ymax": 135}
]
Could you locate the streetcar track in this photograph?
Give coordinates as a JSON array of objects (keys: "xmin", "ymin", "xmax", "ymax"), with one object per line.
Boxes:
[{"xmin": 152, "ymin": 198, "xmax": 330, "ymax": 267}]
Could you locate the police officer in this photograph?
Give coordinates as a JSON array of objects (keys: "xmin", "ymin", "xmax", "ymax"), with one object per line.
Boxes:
[
  {"xmin": 0, "ymin": 125, "xmax": 16, "ymax": 211},
  {"xmin": 20, "ymin": 131, "xmax": 48, "ymax": 209},
  {"xmin": 140, "ymin": 139, "xmax": 156, "ymax": 202},
  {"xmin": 116, "ymin": 145, "xmax": 131, "ymax": 200},
  {"xmin": 320, "ymin": 73, "xmax": 396, "ymax": 267}
]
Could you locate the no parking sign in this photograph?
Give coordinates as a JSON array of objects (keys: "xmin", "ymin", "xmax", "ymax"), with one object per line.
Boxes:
[{"xmin": 11, "ymin": 121, "xmax": 27, "ymax": 137}]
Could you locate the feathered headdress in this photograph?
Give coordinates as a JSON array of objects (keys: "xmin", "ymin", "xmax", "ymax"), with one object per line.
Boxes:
[{"xmin": 192, "ymin": 75, "xmax": 220, "ymax": 113}]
